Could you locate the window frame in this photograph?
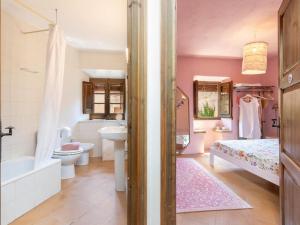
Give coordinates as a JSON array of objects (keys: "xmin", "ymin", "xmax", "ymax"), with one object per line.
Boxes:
[
  {"xmin": 219, "ymin": 81, "xmax": 233, "ymax": 118},
  {"xmin": 193, "ymin": 80, "xmax": 233, "ymax": 120},
  {"xmin": 83, "ymin": 78, "xmax": 126, "ymax": 120}
]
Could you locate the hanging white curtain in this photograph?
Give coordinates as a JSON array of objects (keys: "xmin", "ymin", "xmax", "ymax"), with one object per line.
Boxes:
[{"xmin": 35, "ymin": 25, "xmax": 66, "ymax": 168}]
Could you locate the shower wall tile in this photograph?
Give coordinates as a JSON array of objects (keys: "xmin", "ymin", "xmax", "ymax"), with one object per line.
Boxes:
[
  {"xmin": 1, "ymin": 11, "xmax": 47, "ymax": 161},
  {"xmin": 74, "ymin": 120, "xmax": 126, "ymax": 158},
  {"xmin": 1, "ymin": 11, "xmax": 89, "ymax": 161}
]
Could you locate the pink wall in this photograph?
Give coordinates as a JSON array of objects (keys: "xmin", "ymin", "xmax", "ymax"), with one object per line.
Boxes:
[{"xmin": 176, "ymin": 56, "xmax": 279, "ymax": 154}]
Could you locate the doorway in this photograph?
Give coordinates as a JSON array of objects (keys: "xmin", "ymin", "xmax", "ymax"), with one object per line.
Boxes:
[
  {"xmin": 1, "ymin": 1, "xmax": 147, "ymax": 225},
  {"xmin": 162, "ymin": 1, "xmax": 296, "ymax": 224}
]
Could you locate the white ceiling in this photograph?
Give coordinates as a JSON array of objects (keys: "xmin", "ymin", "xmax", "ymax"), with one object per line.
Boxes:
[
  {"xmin": 177, "ymin": 0, "xmax": 282, "ymax": 58},
  {"xmin": 2, "ymin": 0, "xmax": 282, "ymax": 57},
  {"xmin": 2, "ymin": 0, "xmax": 127, "ymax": 51}
]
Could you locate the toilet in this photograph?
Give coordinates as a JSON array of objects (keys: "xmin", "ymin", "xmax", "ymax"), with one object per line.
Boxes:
[
  {"xmin": 75, "ymin": 143, "xmax": 95, "ymax": 166},
  {"xmin": 59, "ymin": 127, "xmax": 95, "ymax": 166},
  {"xmin": 52, "ymin": 148, "xmax": 83, "ymax": 179}
]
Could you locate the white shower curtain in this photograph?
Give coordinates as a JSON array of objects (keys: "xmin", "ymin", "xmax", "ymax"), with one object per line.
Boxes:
[{"xmin": 35, "ymin": 25, "xmax": 66, "ymax": 168}]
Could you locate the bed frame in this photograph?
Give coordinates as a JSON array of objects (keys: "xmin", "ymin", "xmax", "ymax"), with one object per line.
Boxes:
[{"xmin": 210, "ymin": 146, "xmax": 279, "ymax": 186}]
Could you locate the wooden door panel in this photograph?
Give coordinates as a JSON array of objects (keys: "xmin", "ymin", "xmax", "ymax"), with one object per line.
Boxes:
[
  {"xmin": 282, "ymin": 86, "xmax": 300, "ymax": 165},
  {"xmin": 282, "ymin": 0, "xmax": 300, "ymax": 73},
  {"xmin": 280, "ymin": 66, "xmax": 300, "ymax": 89},
  {"xmin": 279, "ymin": 0, "xmax": 300, "ymax": 224},
  {"xmin": 283, "ymin": 170, "xmax": 300, "ymax": 225},
  {"xmin": 281, "ymin": 153, "xmax": 300, "ymax": 186}
]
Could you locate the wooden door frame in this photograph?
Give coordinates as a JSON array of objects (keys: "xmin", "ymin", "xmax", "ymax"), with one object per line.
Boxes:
[
  {"xmin": 278, "ymin": 2, "xmax": 285, "ymax": 224},
  {"xmin": 278, "ymin": 1, "xmax": 300, "ymax": 225},
  {"xmin": 128, "ymin": 1, "xmax": 177, "ymax": 224},
  {"xmin": 161, "ymin": 0, "xmax": 177, "ymax": 224},
  {"xmin": 127, "ymin": 1, "xmax": 148, "ymax": 225}
]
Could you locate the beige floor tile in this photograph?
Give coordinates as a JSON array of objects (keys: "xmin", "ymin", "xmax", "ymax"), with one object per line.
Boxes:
[
  {"xmin": 11, "ymin": 158, "xmax": 127, "ymax": 225},
  {"xmin": 10, "ymin": 155, "xmax": 279, "ymax": 225}
]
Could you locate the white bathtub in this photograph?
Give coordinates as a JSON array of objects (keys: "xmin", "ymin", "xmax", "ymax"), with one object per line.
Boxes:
[{"xmin": 1, "ymin": 156, "xmax": 61, "ymax": 225}]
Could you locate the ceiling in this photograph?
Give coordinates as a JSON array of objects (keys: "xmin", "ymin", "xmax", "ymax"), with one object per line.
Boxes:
[
  {"xmin": 2, "ymin": 0, "xmax": 127, "ymax": 51},
  {"xmin": 177, "ymin": 0, "xmax": 282, "ymax": 58}
]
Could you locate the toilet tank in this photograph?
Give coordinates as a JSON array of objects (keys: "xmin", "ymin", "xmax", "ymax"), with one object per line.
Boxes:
[{"xmin": 59, "ymin": 127, "xmax": 72, "ymax": 145}]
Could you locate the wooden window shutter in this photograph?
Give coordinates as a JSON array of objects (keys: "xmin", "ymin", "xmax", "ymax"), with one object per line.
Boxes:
[
  {"xmin": 82, "ymin": 81, "xmax": 93, "ymax": 114},
  {"xmin": 219, "ymin": 81, "xmax": 233, "ymax": 118}
]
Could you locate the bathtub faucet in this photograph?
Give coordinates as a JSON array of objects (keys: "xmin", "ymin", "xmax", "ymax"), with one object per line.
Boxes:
[{"xmin": 1, "ymin": 126, "xmax": 15, "ymax": 138}]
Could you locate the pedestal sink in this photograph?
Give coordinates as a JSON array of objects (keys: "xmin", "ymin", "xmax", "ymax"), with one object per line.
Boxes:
[{"xmin": 98, "ymin": 126, "xmax": 127, "ymax": 191}]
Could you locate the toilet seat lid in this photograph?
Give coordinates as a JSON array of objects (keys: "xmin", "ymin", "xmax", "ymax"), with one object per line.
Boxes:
[{"xmin": 53, "ymin": 147, "xmax": 83, "ymax": 155}]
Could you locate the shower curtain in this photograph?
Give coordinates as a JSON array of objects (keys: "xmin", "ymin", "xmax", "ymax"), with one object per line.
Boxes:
[{"xmin": 35, "ymin": 25, "xmax": 66, "ymax": 168}]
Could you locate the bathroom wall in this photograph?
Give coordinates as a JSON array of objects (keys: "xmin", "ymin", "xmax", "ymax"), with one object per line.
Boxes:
[
  {"xmin": 1, "ymin": 11, "xmax": 47, "ymax": 161},
  {"xmin": 79, "ymin": 50, "xmax": 126, "ymax": 71},
  {"xmin": 73, "ymin": 120, "xmax": 126, "ymax": 158},
  {"xmin": 61, "ymin": 49, "xmax": 129, "ymax": 158},
  {"xmin": 1, "ymin": 11, "xmax": 91, "ymax": 161},
  {"xmin": 59, "ymin": 46, "xmax": 89, "ymax": 130},
  {"xmin": 71, "ymin": 49, "xmax": 128, "ymax": 158},
  {"xmin": 176, "ymin": 55, "xmax": 278, "ymax": 153}
]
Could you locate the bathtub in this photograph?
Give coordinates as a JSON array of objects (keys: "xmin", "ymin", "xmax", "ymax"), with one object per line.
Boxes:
[{"xmin": 1, "ymin": 156, "xmax": 61, "ymax": 225}]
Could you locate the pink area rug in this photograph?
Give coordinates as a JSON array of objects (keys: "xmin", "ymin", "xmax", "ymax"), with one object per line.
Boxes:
[{"xmin": 176, "ymin": 158, "xmax": 252, "ymax": 213}]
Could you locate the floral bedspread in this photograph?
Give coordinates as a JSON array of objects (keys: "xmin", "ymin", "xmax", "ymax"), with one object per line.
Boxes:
[{"xmin": 213, "ymin": 139, "xmax": 279, "ymax": 175}]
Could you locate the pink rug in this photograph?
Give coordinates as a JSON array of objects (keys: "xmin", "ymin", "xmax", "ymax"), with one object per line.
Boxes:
[{"xmin": 176, "ymin": 158, "xmax": 251, "ymax": 213}]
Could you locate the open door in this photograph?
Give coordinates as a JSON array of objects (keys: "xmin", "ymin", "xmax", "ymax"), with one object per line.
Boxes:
[{"xmin": 279, "ymin": 0, "xmax": 300, "ymax": 224}]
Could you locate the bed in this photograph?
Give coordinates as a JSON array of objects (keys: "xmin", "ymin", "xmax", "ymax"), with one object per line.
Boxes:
[{"xmin": 210, "ymin": 139, "xmax": 279, "ymax": 185}]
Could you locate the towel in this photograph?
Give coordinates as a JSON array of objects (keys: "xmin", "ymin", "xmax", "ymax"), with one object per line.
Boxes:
[{"xmin": 61, "ymin": 142, "xmax": 80, "ymax": 151}]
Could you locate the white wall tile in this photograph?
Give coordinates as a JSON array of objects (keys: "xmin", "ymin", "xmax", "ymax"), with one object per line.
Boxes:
[
  {"xmin": 1, "ymin": 12, "xmax": 47, "ymax": 160},
  {"xmin": 74, "ymin": 120, "xmax": 125, "ymax": 158}
]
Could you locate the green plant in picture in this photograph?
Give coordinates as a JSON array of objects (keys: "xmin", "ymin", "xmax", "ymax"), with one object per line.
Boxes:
[{"xmin": 200, "ymin": 101, "xmax": 215, "ymax": 117}]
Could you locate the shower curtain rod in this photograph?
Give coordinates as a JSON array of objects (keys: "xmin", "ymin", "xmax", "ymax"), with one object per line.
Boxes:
[{"xmin": 14, "ymin": 0, "xmax": 57, "ymax": 34}]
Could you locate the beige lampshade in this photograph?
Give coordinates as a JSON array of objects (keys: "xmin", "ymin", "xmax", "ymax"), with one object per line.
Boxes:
[{"xmin": 242, "ymin": 42, "xmax": 268, "ymax": 75}]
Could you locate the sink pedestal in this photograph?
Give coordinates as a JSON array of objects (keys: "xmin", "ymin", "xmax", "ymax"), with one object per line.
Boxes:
[
  {"xmin": 98, "ymin": 126, "xmax": 127, "ymax": 192},
  {"xmin": 114, "ymin": 140, "xmax": 126, "ymax": 192}
]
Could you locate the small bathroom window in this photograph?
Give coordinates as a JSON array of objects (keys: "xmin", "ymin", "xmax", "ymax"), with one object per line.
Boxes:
[{"xmin": 82, "ymin": 78, "xmax": 126, "ymax": 120}]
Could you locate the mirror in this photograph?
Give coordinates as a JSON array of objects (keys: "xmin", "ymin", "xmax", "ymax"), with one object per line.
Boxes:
[{"xmin": 176, "ymin": 87, "xmax": 190, "ymax": 152}]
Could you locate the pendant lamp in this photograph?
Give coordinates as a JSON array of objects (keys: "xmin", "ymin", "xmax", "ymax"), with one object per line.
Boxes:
[{"xmin": 242, "ymin": 42, "xmax": 268, "ymax": 75}]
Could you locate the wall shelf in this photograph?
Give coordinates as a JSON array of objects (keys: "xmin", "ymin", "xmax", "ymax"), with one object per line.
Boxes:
[
  {"xmin": 193, "ymin": 129, "xmax": 207, "ymax": 134},
  {"xmin": 213, "ymin": 128, "xmax": 232, "ymax": 133},
  {"xmin": 233, "ymin": 85, "xmax": 274, "ymax": 93}
]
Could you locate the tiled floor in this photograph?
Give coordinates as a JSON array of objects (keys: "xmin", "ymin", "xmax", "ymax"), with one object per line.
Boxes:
[
  {"xmin": 177, "ymin": 154, "xmax": 280, "ymax": 225},
  {"xmin": 11, "ymin": 154, "xmax": 279, "ymax": 225},
  {"xmin": 11, "ymin": 158, "xmax": 127, "ymax": 225}
]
